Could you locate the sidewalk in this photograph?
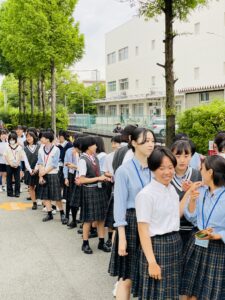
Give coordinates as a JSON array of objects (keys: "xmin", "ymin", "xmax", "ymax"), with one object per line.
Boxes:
[{"xmin": 0, "ymin": 187, "xmax": 116, "ymax": 300}]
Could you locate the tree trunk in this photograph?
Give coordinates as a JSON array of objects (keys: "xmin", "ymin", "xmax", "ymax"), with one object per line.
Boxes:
[
  {"xmin": 22, "ymin": 78, "xmax": 27, "ymax": 124},
  {"xmin": 165, "ymin": 0, "xmax": 176, "ymax": 146},
  {"xmin": 37, "ymin": 77, "xmax": 42, "ymax": 111},
  {"xmin": 41, "ymin": 73, "xmax": 47, "ymax": 127},
  {"xmin": 50, "ymin": 59, "xmax": 56, "ymax": 135},
  {"xmin": 30, "ymin": 79, "xmax": 34, "ymax": 124},
  {"xmin": 18, "ymin": 76, "xmax": 22, "ymax": 123}
]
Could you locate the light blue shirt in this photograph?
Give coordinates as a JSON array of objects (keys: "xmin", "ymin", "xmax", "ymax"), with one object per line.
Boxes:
[
  {"xmin": 63, "ymin": 148, "xmax": 79, "ymax": 179},
  {"xmin": 37, "ymin": 146, "xmax": 59, "ymax": 169},
  {"xmin": 114, "ymin": 157, "xmax": 151, "ymax": 227},
  {"xmin": 184, "ymin": 186, "xmax": 225, "ymax": 243},
  {"xmin": 190, "ymin": 152, "xmax": 201, "ymax": 170}
]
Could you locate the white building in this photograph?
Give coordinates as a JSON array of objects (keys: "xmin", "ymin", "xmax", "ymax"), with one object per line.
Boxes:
[{"xmin": 95, "ymin": 0, "xmax": 225, "ymax": 126}]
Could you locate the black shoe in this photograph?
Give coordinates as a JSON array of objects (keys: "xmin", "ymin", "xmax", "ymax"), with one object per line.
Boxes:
[
  {"xmin": 82, "ymin": 244, "xmax": 93, "ymax": 254},
  {"xmin": 26, "ymin": 197, "xmax": 32, "ymax": 201},
  {"xmin": 61, "ymin": 214, "xmax": 68, "ymax": 225},
  {"xmin": 7, "ymin": 193, "xmax": 13, "ymax": 197},
  {"xmin": 42, "ymin": 214, "xmax": 53, "ymax": 222},
  {"xmin": 67, "ymin": 221, "xmax": 77, "ymax": 228},
  {"xmin": 89, "ymin": 230, "xmax": 98, "ymax": 239},
  {"xmin": 15, "ymin": 194, "xmax": 20, "ymax": 198},
  {"xmin": 105, "ymin": 239, "xmax": 112, "ymax": 248},
  {"xmin": 98, "ymin": 243, "xmax": 111, "ymax": 252},
  {"xmin": 77, "ymin": 228, "xmax": 83, "ymax": 234},
  {"xmin": 32, "ymin": 202, "xmax": 37, "ymax": 210}
]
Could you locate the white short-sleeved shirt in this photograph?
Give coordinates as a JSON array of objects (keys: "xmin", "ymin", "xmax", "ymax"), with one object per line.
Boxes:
[
  {"xmin": 102, "ymin": 152, "xmax": 115, "ymax": 175},
  {"xmin": 122, "ymin": 148, "xmax": 134, "ymax": 164},
  {"xmin": 135, "ymin": 179, "xmax": 180, "ymax": 237}
]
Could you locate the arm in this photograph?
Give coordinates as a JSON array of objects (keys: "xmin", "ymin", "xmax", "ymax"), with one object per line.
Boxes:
[
  {"xmin": 180, "ymin": 181, "xmax": 202, "ymax": 217},
  {"xmin": 138, "ymin": 223, "xmax": 162, "ymax": 280},
  {"xmin": 22, "ymin": 150, "xmax": 32, "ymax": 173}
]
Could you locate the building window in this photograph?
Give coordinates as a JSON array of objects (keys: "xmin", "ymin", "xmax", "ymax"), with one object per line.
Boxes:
[
  {"xmin": 99, "ymin": 106, "xmax": 105, "ymax": 115},
  {"xmin": 107, "ymin": 81, "xmax": 116, "ymax": 92},
  {"xmin": 135, "ymin": 79, "xmax": 139, "ymax": 89},
  {"xmin": 107, "ymin": 52, "xmax": 116, "ymax": 65},
  {"xmin": 133, "ymin": 103, "xmax": 144, "ymax": 116},
  {"xmin": 108, "ymin": 105, "xmax": 117, "ymax": 116},
  {"xmin": 194, "ymin": 67, "xmax": 200, "ymax": 80},
  {"xmin": 118, "ymin": 47, "xmax": 128, "ymax": 61},
  {"xmin": 200, "ymin": 92, "xmax": 209, "ymax": 102},
  {"xmin": 135, "ymin": 46, "xmax": 139, "ymax": 56},
  {"xmin": 151, "ymin": 76, "xmax": 156, "ymax": 86},
  {"xmin": 194, "ymin": 22, "xmax": 200, "ymax": 35},
  {"xmin": 151, "ymin": 40, "xmax": 155, "ymax": 50},
  {"xmin": 119, "ymin": 78, "xmax": 129, "ymax": 90}
]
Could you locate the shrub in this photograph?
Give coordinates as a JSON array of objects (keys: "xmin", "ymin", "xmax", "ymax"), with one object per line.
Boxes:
[{"xmin": 177, "ymin": 100, "xmax": 225, "ymax": 154}]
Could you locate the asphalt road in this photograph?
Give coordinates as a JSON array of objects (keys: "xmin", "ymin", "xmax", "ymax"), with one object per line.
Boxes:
[{"xmin": 0, "ymin": 186, "xmax": 116, "ymax": 300}]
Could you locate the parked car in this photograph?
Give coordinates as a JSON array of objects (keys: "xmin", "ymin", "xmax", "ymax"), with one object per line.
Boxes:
[{"xmin": 150, "ymin": 119, "xmax": 166, "ymax": 137}]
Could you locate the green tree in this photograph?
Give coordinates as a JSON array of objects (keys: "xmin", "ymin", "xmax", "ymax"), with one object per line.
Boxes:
[
  {"xmin": 178, "ymin": 100, "xmax": 225, "ymax": 154},
  {"xmin": 124, "ymin": 0, "xmax": 208, "ymax": 145}
]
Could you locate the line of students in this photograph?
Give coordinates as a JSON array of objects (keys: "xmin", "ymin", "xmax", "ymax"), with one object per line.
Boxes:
[{"xmin": 108, "ymin": 126, "xmax": 225, "ymax": 300}]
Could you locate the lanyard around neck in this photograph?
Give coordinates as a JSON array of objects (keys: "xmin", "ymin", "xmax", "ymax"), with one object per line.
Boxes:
[
  {"xmin": 202, "ymin": 188, "xmax": 225, "ymax": 228},
  {"xmin": 132, "ymin": 159, "xmax": 150, "ymax": 188}
]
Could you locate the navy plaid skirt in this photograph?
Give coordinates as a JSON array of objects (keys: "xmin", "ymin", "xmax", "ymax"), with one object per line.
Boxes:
[
  {"xmin": 180, "ymin": 230, "xmax": 225, "ymax": 299},
  {"xmin": 24, "ymin": 171, "xmax": 39, "ymax": 187},
  {"xmin": 63, "ymin": 172, "xmax": 75, "ymax": 201},
  {"xmin": 108, "ymin": 209, "xmax": 139, "ymax": 281},
  {"xmin": 104, "ymin": 191, "xmax": 114, "ymax": 228},
  {"xmin": 132, "ymin": 231, "xmax": 182, "ymax": 300},
  {"xmin": 58, "ymin": 166, "xmax": 65, "ymax": 188},
  {"xmin": 70, "ymin": 184, "xmax": 82, "ymax": 208},
  {"xmin": 37, "ymin": 174, "xmax": 62, "ymax": 201},
  {"xmin": 80, "ymin": 185, "xmax": 108, "ymax": 222}
]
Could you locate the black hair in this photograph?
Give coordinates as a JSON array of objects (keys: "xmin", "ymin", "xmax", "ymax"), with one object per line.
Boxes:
[
  {"xmin": 73, "ymin": 137, "xmax": 83, "ymax": 150},
  {"xmin": 22, "ymin": 125, "xmax": 27, "ymax": 132},
  {"xmin": 41, "ymin": 131, "xmax": 54, "ymax": 143},
  {"xmin": 111, "ymin": 135, "xmax": 122, "ymax": 144},
  {"xmin": 204, "ymin": 155, "xmax": 225, "ymax": 187},
  {"xmin": 214, "ymin": 132, "xmax": 225, "ymax": 152},
  {"xmin": 95, "ymin": 136, "xmax": 105, "ymax": 153},
  {"xmin": 27, "ymin": 127, "xmax": 38, "ymax": 137},
  {"xmin": 172, "ymin": 132, "xmax": 196, "ymax": 155},
  {"xmin": 80, "ymin": 136, "xmax": 96, "ymax": 153},
  {"xmin": 148, "ymin": 146, "xmax": 177, "ymax": 171},
  {"xmin": 8, "ymin": 132, "xmax": 18, "ymax": 143},
  {"xmin": 15, "ymin": 125, "xmax": 23, "ymax": 130},
  {"xmin": 26, "ymin": 131, "xmax": 38, "ymax": 145},
  {"xmin": 46, "ymin": 128, "xmax": 55, "ymax": 135},
  {"xmin": 58, "ymin": 129, "xmax": 70, "ymax": 141},
  {"xmin": 0, "ymin": 129, "xmax": 8, "ymax": 135},
  {"xmin": 171, "ymin": 140, "xmax": 192, "ymax": 155},
  {"xmin": 130, "ymin": 127, "xmax": 156, "ymax": 152}
]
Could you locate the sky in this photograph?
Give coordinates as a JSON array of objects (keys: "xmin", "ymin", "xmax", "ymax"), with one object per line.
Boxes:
[{"xmin": 73, "ymin": 0, "xmax": 137, "ymax": 80}]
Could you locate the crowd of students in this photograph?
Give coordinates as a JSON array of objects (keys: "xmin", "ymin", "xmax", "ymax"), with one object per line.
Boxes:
[{"xmin": 1, "ymin": 124, "xmax": 225, "ymax": 300}]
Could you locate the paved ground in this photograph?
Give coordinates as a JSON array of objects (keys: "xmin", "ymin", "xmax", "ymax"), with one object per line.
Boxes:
[{"xmin": 0, "ymin": 186, "xmax": 116, "ymax": 300}]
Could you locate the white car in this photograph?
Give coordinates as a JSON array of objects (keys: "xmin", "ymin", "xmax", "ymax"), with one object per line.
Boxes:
[{"xmin": 151, "ymin": 119, "xmax": 166, "ymax": 137}]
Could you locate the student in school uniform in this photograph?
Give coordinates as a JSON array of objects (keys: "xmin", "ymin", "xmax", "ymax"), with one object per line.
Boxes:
[
  {"xmin": 37, "ymin": 131, "xmax": 67, "ymax": 223},
  {"xmin": 214, "ymin": 131, "xmax": 225, "ymax": 158},
  {"xmin": 24, "ymin": 131, "xmax": 40, "ymax": 210},
  {"xmin": 134, "ymin": 147, "xmax": 201, "ymax": 300},
  {"xmin": 108, "ymin": 127, "xmax": 156, "ymax": 300},
  {"xmin": 0, "ymin": 129, "xmax": 9, "ymax": 192},
  {"xmin": 4, "ymin": 132, "xmax": 32, "ymax": 197},
  {"xmin": 57, "ymin": 130, "xmax": 73, "ymax": 190},
  {"xmin": 76, "ymin": 136, "xmax": 111, "ymax": 254},
  {"xmin": 171, "ymin": 140, "xmax": 202, "ymax": 246},
  {"xmin": 63, "ymin": 139, "xmax": 80, "ymax": 227},
  {"xmin": 180, "ymin": 155, "xmax": 225, "ymax": 300}
]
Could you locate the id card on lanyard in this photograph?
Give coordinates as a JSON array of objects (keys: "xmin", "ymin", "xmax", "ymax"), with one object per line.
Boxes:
[
  {"xmin": 195, "ymin": 188, "xmax": 225, "ymax": 248},
  {"xmin": 132, "ymin": 159, "xmax": 151, "ymax": 188}
]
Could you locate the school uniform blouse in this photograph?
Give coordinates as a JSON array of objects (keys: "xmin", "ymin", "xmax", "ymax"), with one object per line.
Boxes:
[
  {"xmin": 63, "ymin": 148, "xmax": 79, "ymax": 179},
  {"xmin": 135, "ymin": 179, "xmax": 180, "ymax": 237},
  {"xmin": 184, "ymin": 186, "xmax": 225, "ymax": 243},
  {"xmin": 113, "ymin": 157, "xmax": 151, "ymax": 227},
  {"xmin": 102, "ymin": 151, "xmax": 115, "ymax": 175},
  {"xmin": 4, "ymin": 144, "xmax": 32, "ymax": 172},
  {"xmin": 37, "ymin": 145, "xmax": 60, "ymax": 174}
]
